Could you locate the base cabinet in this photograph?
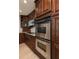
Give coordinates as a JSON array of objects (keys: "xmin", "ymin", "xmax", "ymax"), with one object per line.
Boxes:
[{"xmin": 19, "ymin": 33, "xmax": 25, "ymax": 44}]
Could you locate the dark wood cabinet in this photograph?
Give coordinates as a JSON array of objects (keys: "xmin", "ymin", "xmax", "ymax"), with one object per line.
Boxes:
[
  {"xmin": 38, "ymin": 0, "xmax": 43, "ymax": 15},
  {"xmin": 20, "ymin": 15, "xmax": 31, "ymax": 32},
  {"xmin": 35, "ymin": 0, "xmax": 59, "ymax": 59},
  {"xmin": 52, "ymin": 15, "xmax": 59, "ymax": 59},
  {"xmin": 35, "ymin": 0, "xmax": 43, "ymax": 17},
  {"xmin": 51, "ymin": 0, "xmax": 59, "ymax": 13},
  {"xmin": 55, "ymin": 0, "xmax": 59, "ymax": 12},
  {"xmin": 55, "ymin": 45, "xmax": 59, "ymax": 59},
  {"xmin": 25, "ymin": 34, "xmax": 36, "ymax": 41},
  {"xmin": 43, "ymin": 0, "xmax": 51, "ymax": 13},
  {"xmin": 20, "ymin": 15, "xmax": 29, "ymax": 28},
  {"xmin": 55, "ymin": 16, "xmax": 59, "ymax": 45},
  {"xmin": 35, "ymin": 0, "xmax": 52, "ymax": 17},
  {"xmin": 35, "ymin": 0, "xmax": 59, "ymax": 17},
  {"xmin": 19, "ymin": 33, "xmax": 25, "ymax": 44},
  {"xmin": 55, "ymin": 15, "xmax": 59, "ymax": 59}
]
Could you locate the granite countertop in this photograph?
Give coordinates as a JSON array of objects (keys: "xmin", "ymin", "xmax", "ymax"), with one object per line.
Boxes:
[{"xmin": 20, "ymin": 32, "xmax": 36, "ymax": 36}]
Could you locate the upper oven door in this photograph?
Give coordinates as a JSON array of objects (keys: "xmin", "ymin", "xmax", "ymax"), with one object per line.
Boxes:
[{"xmin": 36, "ymin": 21, "xmax": 51, "ymax": 40}]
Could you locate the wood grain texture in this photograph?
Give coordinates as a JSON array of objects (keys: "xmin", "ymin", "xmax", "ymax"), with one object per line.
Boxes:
[{"xmin": 19, "ymin": 33, "xmax": 25, "ymax": 44}]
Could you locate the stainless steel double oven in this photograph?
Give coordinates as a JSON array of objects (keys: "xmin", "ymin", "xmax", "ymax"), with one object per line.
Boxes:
[{"xmin": 35, "ymin": 16, "xmax": 52, "ymax": 59}]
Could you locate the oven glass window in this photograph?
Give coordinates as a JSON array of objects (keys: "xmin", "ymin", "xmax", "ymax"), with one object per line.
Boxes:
[
  {"xmin": 37, "ymin": 42, "xmax": 46, "ymax": 52},
  {"xmin": 37, "ymin": 27, "xmax": 46, "ymax": 33}
]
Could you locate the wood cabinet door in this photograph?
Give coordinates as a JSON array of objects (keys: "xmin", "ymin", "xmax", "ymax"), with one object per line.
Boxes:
[
  {"xmin": 52, "ymin": 15, "xmax": 59, "ymax": 59},
  {"xmin": 55, "ymin": 45, "xmax": 59, "ymax": 59},
  {"xmin": 35, "ymin": 0, "xmax": 39, "ymax": 17},
  {"xmin": 19, "ymin": 33, "xmax": 25, "ymax": 44},
  {"xmin": 35, "ymin": 0, "xmax": 43, "ymax": 17},
  {"xmin": 43, "ymin": 0, "xmax": 51, "ymax": 13},
  {"xmin": 54, "ymin": 15, "xmax": 59, "ymax": 59},
  {"xmin": 55, "ymin": 0, "xmax": 59, "ymax": 12},
  {"xmin": 55, "ymin": 15, "xmax": 59, "ymax": 59},
  {"xmin": 51, "ymin": 0, "xmax": 59, "ymax": 13},
  {"xmin": 35, "ymin": 0, "xmax": 52, "ymax": 17},
  {"xmin": 55, "ymin": 16, "xmax": 59, "ymax": 45},
  {"xmin": 38, "ymin": 0, "xmax": 43, "ymax": 15}
]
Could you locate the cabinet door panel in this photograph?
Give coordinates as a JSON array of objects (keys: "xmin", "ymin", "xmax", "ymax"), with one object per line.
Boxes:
[
  {"xmin": 35, "ymin": 0, "xmax": 52, "ymax": 17},
  {"xmin": 55, "ymin": 15, "xmax": 59, "ymax": 59},
  {"xmin": 38, "ymin": 0, "xmax": 43, "ymax": 15},
  {"xmin": 55, "ymin": 16, "xmax": 59, "ymax": 44},
  {"xmin": 43, "ymin": 0, "xmax": 51, "ymax": 12},
  {"xmin": 55, "ymin": 46, "xmax": 59, "ymax": 59},
  {"xmin": 35, "ymin": 0, "xmax": 39, "ymax": 17},
  {"xmin": 19, "ymin": 33, "xmax": 25, "ymax": 44},
  {"xmin": 55, "ymin": 0, "xmax": 59, "ymax": 12},
  {"xmin": 35, "ymin": 0, "xmax": 43, "ymax": 17},
  {"xmin": 52, "ymin": 17, "xmax": 56, "ymax": 59},
  {"xmin": 52, "ymin": 15, "xmax": 59, "ymax": 59},
  {"xmin": 51, "ymin": 0, "xmax": 59, "ymax": 13}
]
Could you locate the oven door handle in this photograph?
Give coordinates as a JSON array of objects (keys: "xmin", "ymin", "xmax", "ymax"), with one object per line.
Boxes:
[{"xmin": 36, "ymin": 36, "xmax": 50, "ymax": 43}]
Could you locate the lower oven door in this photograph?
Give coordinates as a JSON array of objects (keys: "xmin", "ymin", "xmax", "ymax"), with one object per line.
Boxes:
[{"xmin": 36, "ymin": 38, "xmax": 51, "ymax": 59}]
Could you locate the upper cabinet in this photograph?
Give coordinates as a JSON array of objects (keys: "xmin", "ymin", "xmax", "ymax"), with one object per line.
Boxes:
[
  {"xmin": 55, "ymin": 0, "xmax": 59, "ymax": 12},
  {"xmin": 43, "ymin": 0, "xmax": 51, "ymax": 13},
  {"xmin": 35, "ymin": 0, "xmax": 43, "ymax": 17},
  {"xmin": 35, "ymin": 0, "xmax": 51, "ymax": 17},
  {"xmin": 35, "ymin": 0, "xmax": 59, "ymax": 17},
  {"xmin": 53, "ymin": 0, "xmax": 59, "ymax": 13},
  {"xmin": 20, "ymin": 15, "xmax": 29, "ymax": 28}
]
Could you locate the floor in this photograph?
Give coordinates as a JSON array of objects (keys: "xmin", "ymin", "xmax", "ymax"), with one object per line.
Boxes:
[
  {"xmin": 24, "ymin": 36, "xmax": 45, "ymax": 59},
  {"xmin": 19, "ymin": 35, "xmax": 45, "ymax": 59},
  {"xmin": 19, "ymin": 43, "xmax": 40, "ymax": 59}
]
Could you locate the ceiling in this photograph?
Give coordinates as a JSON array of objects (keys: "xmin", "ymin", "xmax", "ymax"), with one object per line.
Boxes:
[{"xmin": 19, "ymin": 0, "xmax": 35, "ymax": 15}]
